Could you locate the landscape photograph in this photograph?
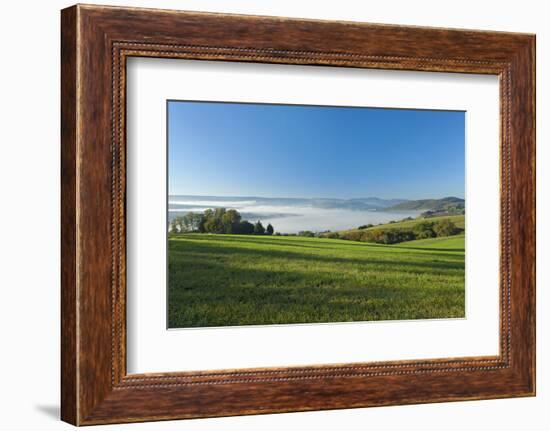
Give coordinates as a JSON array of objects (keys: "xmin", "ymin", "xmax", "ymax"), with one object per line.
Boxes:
[{"xmin": 167, "ymin": 100, "xmax": 465, "ymax": 329}]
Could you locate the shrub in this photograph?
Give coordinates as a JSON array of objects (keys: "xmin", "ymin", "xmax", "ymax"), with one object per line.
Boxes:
[
  {"xmin": 433, "ymin": 219, "xmax": 459, "ymax": 237},
  {"xmin": 341, "ymin": 230, "xmax": 363, "ymax": 241},
  {"xmin": 355, "ymin": 228, "xmax": 416, "ymax": 245},
  {"xmin": 413, "ymin": 221, "xmax": 436, "ymax": 239}
]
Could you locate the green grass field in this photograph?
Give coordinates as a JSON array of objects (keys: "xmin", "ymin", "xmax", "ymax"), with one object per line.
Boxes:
[
  {"xmin": 396, "ymin": 233, "xmax": 465, "ymax": 250},
  {"xmin": 168, "ymin": 232, "xmax": 465, "ymax": 328}
]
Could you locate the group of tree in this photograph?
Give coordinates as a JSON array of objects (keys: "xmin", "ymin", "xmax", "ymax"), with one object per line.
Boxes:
[
  {"xmin": 169, "ymin": 208, "xmax": 274, "ymax": 235},
  {"xmin": 357, "ymin": 223, "xmax": 374, "ymax": 230},
  {"xmin": 321, "ymin": 218, "xmax": 461, "ymax": 245}
]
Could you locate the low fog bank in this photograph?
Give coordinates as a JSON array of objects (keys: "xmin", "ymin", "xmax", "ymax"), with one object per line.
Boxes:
[{"xmin": 168, "ymin": 196, "xmax": 419, "ymax": 233}]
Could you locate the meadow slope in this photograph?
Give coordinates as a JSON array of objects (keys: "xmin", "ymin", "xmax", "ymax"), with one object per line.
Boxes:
[
  {"xmin": 339, "ymin": 214, "xmax": 465, "ymax": 236},
  {"xmin": 168, "ymin": 233, "xmax": 465, "ymax": 328}
]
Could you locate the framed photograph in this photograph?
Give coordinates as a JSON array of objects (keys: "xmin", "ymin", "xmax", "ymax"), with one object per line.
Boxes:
[{"xmin": 61, "ymin": 4, "xmax": 535, "ymax": 425}]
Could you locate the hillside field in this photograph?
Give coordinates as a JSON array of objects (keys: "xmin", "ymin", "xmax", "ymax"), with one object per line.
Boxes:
[
  {"xmin": 168, "ymin": 232, "xmax": 465, "ymax": 328},
  {"xmin": 339, "ymin": 214, "xmax": 465, "ymax": 236}
]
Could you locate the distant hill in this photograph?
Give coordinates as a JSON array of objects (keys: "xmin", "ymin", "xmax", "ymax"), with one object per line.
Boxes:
[
  {"xmin": 385, "ymin": 197, "xmax": 465, "ymax": 215},
  {"xmin": 169, "ymin": 195, "xmax": 409, "ymax": 211},
  {"xmin": 309, "ymin": 197, "xmax": 408, "ymax": 211}
]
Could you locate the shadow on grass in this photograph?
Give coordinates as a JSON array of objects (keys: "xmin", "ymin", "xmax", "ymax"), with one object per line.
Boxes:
[
  {"xmin": 395, "ymin": 245, "xmax": 465, "ymax": 253},
  {"xmin": 173, "ymin": 233, "xmax": 465, "ymax": 257},
  {"xmin": 169, "ymin": 238, "xmax": 465, "ymax": 273},
  {"xmin": 192, "ymin": 235, "xmax": 332, "ymax": 251}
]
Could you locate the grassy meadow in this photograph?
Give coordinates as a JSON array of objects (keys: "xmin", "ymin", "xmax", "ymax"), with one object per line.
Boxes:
[
  {"xmin": 168, "ymin": 229, "xmax": 465, "ymax": 328},
  {"xmin": 338, "ymin": 214, "xmax": 465, "ymax": 236}
]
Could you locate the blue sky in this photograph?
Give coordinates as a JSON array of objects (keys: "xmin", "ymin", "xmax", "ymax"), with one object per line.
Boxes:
[{"xmin": 168, "ymin": 101, "xmax": 465, "ymax": 200}]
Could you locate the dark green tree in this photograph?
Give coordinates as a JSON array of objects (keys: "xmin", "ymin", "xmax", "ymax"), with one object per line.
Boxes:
[
  {"xmin": 221, "ymin": 209, "xmax": 242, "ymax": 233},
  {"xmin": 254, "ymin": 221, "xmax": 265, "ymax": 235},
  {"xmin": 199, "ymin": 209, "xmax": 214, "ymax": 233},
  {"xmin": 203, "ymin": 216, "xmax": 224, "ymax": 233},
  {"xmin": 237, "ymin": 220, "xmax": 255, "ymax": 234},
  {"xmin": 358, "ymin": 224, "xmax": 374, "ymax": 230},
  {"xmin": 266, "ymin": 223, "xmax": 274, "ymax": 235}
]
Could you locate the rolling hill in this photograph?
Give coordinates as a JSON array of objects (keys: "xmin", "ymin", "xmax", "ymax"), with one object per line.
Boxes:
[
  {"xmin": 336, "ymin": 214, "xmax": 465, "ymax": 237},
  {"xmin": 385, "ymin": 196, "xmax": 464, "ymax": 212}
]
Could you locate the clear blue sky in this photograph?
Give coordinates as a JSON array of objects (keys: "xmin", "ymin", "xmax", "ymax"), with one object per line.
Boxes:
[{"xmin": 168, "ymin": 101, "xmax": 465, "ymax": 199}]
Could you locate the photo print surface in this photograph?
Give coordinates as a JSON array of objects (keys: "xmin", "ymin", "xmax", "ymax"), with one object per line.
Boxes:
[{"xmin": 167, "ymin": 100, "xmax": 465, "ymax": 329}]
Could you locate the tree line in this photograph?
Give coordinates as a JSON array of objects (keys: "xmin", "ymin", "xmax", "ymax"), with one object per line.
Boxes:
[
  {"xmin": 169, "ymin": 208, "xmax": 274, "ymax": 235},
  {"xmin": 320, "ymin": 218, "xmax": 461, "ymax": 245}
]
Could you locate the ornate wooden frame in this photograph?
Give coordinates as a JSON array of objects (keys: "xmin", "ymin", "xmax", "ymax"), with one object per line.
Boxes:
[{"xmin": 61, "ymin": 4, "xmax": 535, "ymax": 425}]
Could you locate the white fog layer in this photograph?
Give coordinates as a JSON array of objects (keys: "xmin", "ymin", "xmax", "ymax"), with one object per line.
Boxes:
[{"xmin": 168, "ymin": 195, "xmax": 420, "ymax": 233}]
